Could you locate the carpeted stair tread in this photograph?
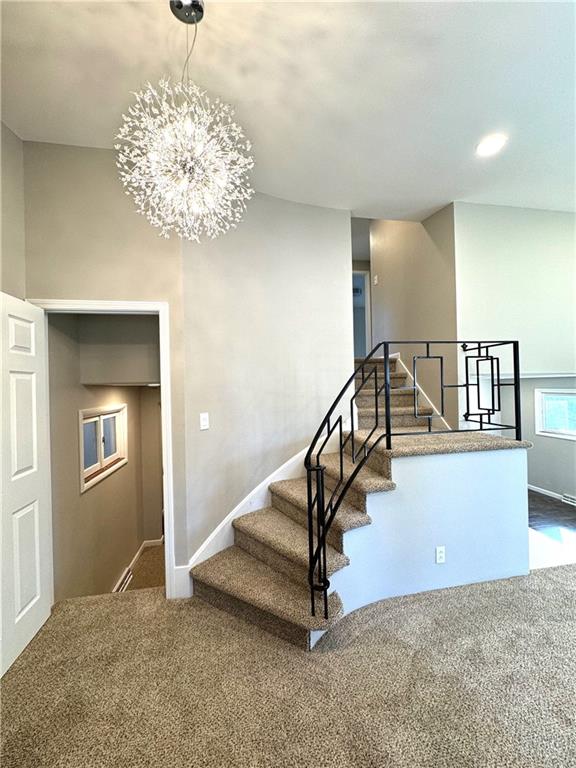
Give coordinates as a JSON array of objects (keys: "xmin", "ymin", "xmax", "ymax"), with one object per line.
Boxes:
[
  {"xmin": 322, "ymin": 452, "xmax": 396, "ymax": 495},
  {"xmin": 354, "ymin": 356, "xmax": 397, "ymax": 368},
  {"xmin": 355, "ymin": 388, "xmax": 414, "ymax": 400},
  {"xmin": 269, "ymin": 477, "xmax": 372, "ymax": 533},
  {"xmin": 233, "ymin": 507, "xmax": 349, "ymax": 576},
  {"xmin": 355, "ymin": 371, "xmax": 406, "ymax": 383},
  {"xmin": 348, "ymin": 429, "xmax": 532, "ymax": 457},
  {"xmin": 191, "ymin": 546, "xmax": 342, "ymax": 631},
  {"xmin": 356, "ymin": 404, "xmax": 434, "ymax": 416}
]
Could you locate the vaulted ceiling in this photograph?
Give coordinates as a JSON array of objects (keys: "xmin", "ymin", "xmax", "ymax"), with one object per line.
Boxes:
[{"xmin": 2, "ymin": 1, "xmax": 574, "ymax": 219}]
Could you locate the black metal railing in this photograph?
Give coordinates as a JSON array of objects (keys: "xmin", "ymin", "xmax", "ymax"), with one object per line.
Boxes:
[{"xmin": 304, "ymin": 340, "xmax": 522, "ymax": 619}]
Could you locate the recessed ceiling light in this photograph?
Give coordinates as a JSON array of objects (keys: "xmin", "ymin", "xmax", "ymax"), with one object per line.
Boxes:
[{"xmin": 475, "ymin": 133, "xmax": 508, "ymax": 158}]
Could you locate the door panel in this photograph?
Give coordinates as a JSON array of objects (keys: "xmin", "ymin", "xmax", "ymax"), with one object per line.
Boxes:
[
  {"xmin": 13, "ymin": 501, "xmax": 40, "ymax": 620},
  {"xmin": 1, "ymin": 294, "xmax": 53, "ymax": 675},
  {"xmin": 10, "ymin": 372, "xmax": 38, "ymax": 478}
]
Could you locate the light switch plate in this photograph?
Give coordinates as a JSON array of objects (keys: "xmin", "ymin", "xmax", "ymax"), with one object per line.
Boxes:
[{"xmin": 200, "ymin": 412, "xmax": 210, "ymax": 430}]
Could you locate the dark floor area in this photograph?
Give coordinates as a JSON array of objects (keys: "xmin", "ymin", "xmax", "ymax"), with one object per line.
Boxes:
[{"xmin": 529, "ymin": 490, "xmax": 576, "ymax": 532}]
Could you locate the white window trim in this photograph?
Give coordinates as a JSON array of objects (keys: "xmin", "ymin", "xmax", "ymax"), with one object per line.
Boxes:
[
  {"xmin": 534, "ymin": 388, "xmax": 576, "ymax": 442},
  {"xmin": 79, "ymin": 404, "xmax": 128, "ymax": 492}
]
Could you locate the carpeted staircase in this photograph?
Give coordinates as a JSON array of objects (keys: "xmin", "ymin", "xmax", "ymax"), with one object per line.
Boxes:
[{"xmin": 191, "ymin": 356, "xmax": 417, "ymax": 649}]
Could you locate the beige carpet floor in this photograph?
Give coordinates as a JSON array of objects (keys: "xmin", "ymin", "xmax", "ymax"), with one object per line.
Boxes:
[
  {"xmin": 1, "ymin": 566, "xmax": 575, "ymax": 768},
  {"xmin": 127, "ymin": 545, "xmax": 165, "ymax": 591}
]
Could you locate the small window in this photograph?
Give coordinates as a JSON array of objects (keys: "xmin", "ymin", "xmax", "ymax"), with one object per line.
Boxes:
[
  {"xmin": 79, "ymin": 404, "xmax": 128, "ymax": 491},
  {"xmin": 535, "ymin": 389, "xmax": 576, "ymax": 441}
]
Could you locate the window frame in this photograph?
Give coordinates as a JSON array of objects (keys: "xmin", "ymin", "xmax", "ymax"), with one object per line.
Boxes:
[
  {"xmin": 79, "ymin": 404, "xmax": 128, "ymax": 492},
  {"xmin": 534, "ymin": 388, "xmax": 576, "ymax": 442}
]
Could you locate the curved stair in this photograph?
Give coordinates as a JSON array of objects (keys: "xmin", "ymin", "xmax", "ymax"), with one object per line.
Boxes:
[
  {"xmin": 190, "ymin": 358, "xmax": 414, "ymax": 649},
  {"xmin": 191, "ymin": 350, "xmax": 528, "ymax": 649}
]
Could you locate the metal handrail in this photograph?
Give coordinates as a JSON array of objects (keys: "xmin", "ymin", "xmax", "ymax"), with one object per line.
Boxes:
[{"xmin": 305, "ymin": 340, "xmax": 522, "ymax": 618}]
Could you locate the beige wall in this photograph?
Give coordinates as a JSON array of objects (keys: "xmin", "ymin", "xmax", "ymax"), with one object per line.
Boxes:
[
  {"xmin": 1, "ymin": 122, "xmax": 26, "ymax": 298},
  {"xmin": 454, "ymin": 203, "xmax": 576, "ymax": 375},
  {"xmin": 79, "ymin": 314, "xmax": 160, "ymax": 385},
  {"xmin": 183, "ymin": 192, "xmax": 353, "ymax": 552},
  {"xmin": 48, "ymin": 314, "xmax": 145, "ymax": 600},
  {"xmin": 370, "ymin": 205, "xmax": 459, "ymax": 425},
  {"xmin": 23, "ymin": 141, "xmax": 188, "ymax": 562},
  {"xmin": 140, "ymin": 386, "xmax": 163, "ymax": 540},
  {"xmin": 351, "ymin": 217, "xmax": 371, "ymax": 264}
]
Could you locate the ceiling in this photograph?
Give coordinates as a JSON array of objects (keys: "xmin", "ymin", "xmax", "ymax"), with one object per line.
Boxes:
[{"xmin": 2, "ymin": 1, "xmax": 574, "ymax": 220}]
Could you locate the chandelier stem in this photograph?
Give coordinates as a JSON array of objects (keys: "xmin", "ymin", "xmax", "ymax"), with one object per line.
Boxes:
[{"xmin": 181, "ymin": 19, "xmax": 198, "ymax": 86}]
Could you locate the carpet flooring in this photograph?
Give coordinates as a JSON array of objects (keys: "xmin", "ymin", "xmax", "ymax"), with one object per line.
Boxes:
[
  {"xmin": 127, "ymin": 545, "xmax": 165, "ymax": 591},
  {"xmin": 2, "ymin": 565, "xmax": 575, "ymax": 768}
]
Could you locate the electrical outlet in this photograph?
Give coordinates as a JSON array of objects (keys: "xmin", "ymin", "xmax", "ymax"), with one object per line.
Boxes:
[
  {"xmin": 435, "ymin": 545, "xmax": 446, "ymax": 564},
  {"xmin": 199, "ymin": 412, "xmax": 210, "ymax": 430}
]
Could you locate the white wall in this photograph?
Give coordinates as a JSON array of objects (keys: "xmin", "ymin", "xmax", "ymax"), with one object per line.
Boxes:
[
  {"xmin": 1, "ymin": 122, "xmax": 26, "ymax": 298},
  {"xmin": 454, "ymin": 203, "xmax": 576, "ymax": 375},
  {"xmin": 331, "ymin": 447, "xmax": 529, "ymax": 616},
  {"xmin": 182, "ymin": 192, "xmax": 353, "ymax": 553}
]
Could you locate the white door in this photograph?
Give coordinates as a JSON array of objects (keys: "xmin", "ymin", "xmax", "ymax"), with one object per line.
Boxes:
[{"xmin": 1, "ymin": 293, "xmax": 53, "ymax": 675}]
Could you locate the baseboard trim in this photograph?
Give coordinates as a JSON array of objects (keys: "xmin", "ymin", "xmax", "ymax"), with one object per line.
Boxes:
[
  {"xmin": 112, "ymin": 536, "xmax": 165, "ymax": 593},
  {"xmin": 528, "ymin": 484, "xmax": 562, "ymax": 501},
  {"xmin": 173, "ymin": 563, "xmax": 194, "ymax": 599}
]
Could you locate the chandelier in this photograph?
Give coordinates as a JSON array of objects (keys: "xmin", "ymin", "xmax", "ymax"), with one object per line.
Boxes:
[{"xmin": 115, "ymin": 1, "xmax": 254, "ymax": 242}]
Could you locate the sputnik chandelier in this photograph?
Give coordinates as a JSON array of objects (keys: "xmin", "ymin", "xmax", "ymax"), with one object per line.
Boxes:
[{"xmin": 115, "ymin": 0, "xmax": 254, "ymax": 242}]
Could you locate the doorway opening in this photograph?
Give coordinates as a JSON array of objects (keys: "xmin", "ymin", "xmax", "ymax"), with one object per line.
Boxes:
[
  {"xmin": 352, "ymin": 271, "xmax": 371, "ymax": 359},
  {"xmin": 32, "ymin": 300, "xmax": 176, "ymax": 603},
  {"xmin": 351, "ymin": 217, "xmax": 372, "ymax": 359},
  {"xmin": 46, "ymin": 312, "xmax": 166, "ymax": 600}
]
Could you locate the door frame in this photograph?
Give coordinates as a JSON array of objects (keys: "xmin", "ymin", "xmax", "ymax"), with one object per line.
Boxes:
[
  {"xmin": 29, "ymin": 299, "xmax": 178, "ymax": 598},
  {"xmin": 352, "ymin": 270, "xmax": 372, "ymax": 354}
]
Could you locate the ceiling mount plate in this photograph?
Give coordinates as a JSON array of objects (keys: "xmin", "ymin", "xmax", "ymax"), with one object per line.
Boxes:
[{"xmin": 170, "ymin": 0, "xmax": 204, "ymax": 24}]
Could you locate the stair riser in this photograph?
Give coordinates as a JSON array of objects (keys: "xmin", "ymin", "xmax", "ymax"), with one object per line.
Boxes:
[
  {"xmin": 234, "ymin": 528, "xmax": 311, "ymax": 587},
  {"xmin": 344, "ymin": 444, "xmax": 392, "ymax": 477},
  {"xmin": 358, "ymin": 413, "xmax": 431, "ymax": 429},
  {"xmin": 355, "ymin": 392, "xmax": 415, "ymax": 408},
  {"xmin": 323, "ymin": 471, "xmax": 366, "ymax": 513},
  {"xmin": 354, "ymin": 379, "xmax": 407, "ymax": 393},
  {"xmin": 355, "ymin": 359, "xmax": 397, "ymax": 373},
  {"xmin": 270, "ymin": 492, "xmax": 344, "ymax": 552},
  {"xmin": 194, "ymin": 580, "xmax": 311, "ymax": 649}
]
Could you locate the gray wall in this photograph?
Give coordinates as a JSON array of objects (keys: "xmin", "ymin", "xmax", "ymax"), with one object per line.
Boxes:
[
  {"xmin": 22, "ymin": 141, "xmax": 188, "ymax": 563},
  {"xmin": 22, "ymin": 142, "xmax": 354, "ymax": 566},
  {"xmin": 501, "ymin": 377, "xmax": 576, "ymax": 497},
  {"xmin": 48, "ymin": 315, "xmax": 145, "ymax": 600},
  {"xmin": 183, "ymin": 192, "xmax": 353, "ymax": 553},
  {"xmin": 370, "ymin": 204, "xmax": 458, "ymax": 425},
  {"xmin": 79, "ymin": 314, "xmax": 160, "ymax": 385},
  {"xmin": 1, "ymin": 122, "xmax": 26, "ymax": 298}
]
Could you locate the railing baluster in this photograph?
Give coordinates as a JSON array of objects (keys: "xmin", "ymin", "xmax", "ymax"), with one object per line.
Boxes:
[
  {"xmin": 306, "ymin": 468, "xmax": 316, "ymax": 616},
  {"xmin": 513, "ymin": 341, "xmax": 522, "ymax": 441},
  {"xmin": 316, "ymin": 466, "xmax": 327, "ymax": 618},
  {"xmin": 305, "ymin": 339, "xmax": 522, "ymax": 618},
  {"xmin": 384, "ymin": 343, "xmax": 392, "ymax": 450}
]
